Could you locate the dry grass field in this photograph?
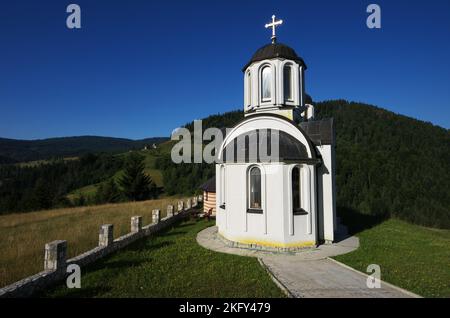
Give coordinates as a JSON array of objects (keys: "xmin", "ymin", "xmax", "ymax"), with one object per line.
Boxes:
[{"xmin": 0, "ymin": 196, "xmax": 186, "ymax": 288}]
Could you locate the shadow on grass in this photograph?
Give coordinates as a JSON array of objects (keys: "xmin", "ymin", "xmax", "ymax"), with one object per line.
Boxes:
[
  {"xmin": 47, "ymin": 285, "xmax": 112, "ymax": 298},
  {"xmin": 160, "ymin": 230, "xmax": 187, "ymax": 237},
  {"xmin": 338, "ymin": 206, "xmax": 389, "ymax": 236},
  {"xmin": 100, "ymin": 258, "xmax": 153, "ymax": 270},
  {"xmin": 123, "ymin": 240, "xmax": 174, "ymax": 253},
  {"xmin": 172, "ymin": 222, "xmax": 197, "ymax": 229}
]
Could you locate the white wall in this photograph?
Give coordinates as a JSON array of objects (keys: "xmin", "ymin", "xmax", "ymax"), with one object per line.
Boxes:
[
  {"xmin": 216, "ymin": 162, "xmax": 317, "ymax": 248},
  {"xmin": 316, "ymin": 145, "xmax": 336, "ymax": 243},
  {"xmin": 214, "ymin": 115, "xmax": 332, "ymax": 249}
]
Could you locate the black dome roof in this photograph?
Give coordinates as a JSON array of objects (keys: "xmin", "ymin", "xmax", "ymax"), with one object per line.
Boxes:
[
  {"xmin": 242, "ymin": 42, "xmax": 307, "ymax": 71},
  {"xmin": 222, "ymin": 129, "xmax": 310, "ymax": 163}
]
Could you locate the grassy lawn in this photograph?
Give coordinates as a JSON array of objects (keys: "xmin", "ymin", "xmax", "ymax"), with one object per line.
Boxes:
[
  {"xmin": 66, "ymin": 183, "xmax": 99, "ymax": 201},
  {"xmin": 42, "ymin": 219, "xmax": 285, "ymax": 298},
  {"xmin": 0, "ymin": 197, "xmax": 186, "ymax": 288},
  {"xmin": 333, "ymin": 217, "xmax": 450, "ymax": 298}
]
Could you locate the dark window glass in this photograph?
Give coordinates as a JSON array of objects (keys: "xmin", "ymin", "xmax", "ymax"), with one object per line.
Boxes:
[
  {"xmin": 249, "ymin": 167, "xmax": 262, "ymax": 209},
  {"xmin": 284, "ymin": 66, "xmax": 292, "ymax": 101},
  {"xmin": 292, "ymin": 166, "xmax": 300, "ymax": 211}
]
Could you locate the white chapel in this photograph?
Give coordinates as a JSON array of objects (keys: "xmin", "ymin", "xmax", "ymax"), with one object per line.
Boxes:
[{"xmin": 215, "ymin": 16, "xmax": 337, "ymax": 250}]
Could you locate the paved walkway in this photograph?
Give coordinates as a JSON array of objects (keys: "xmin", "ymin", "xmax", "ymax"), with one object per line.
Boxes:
[{"xmin": 197, "ymin": 226, "xmax": 419, "ymax": 298}]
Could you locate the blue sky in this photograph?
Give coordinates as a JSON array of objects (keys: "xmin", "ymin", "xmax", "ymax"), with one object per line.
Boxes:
[{"xmin": 1, "ymin": 0, "xmax": 449, "ymax": 140}]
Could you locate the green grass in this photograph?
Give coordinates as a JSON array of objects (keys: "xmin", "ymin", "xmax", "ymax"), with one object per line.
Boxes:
[
  {"xmin": 0, "ymin": 197, "xmax": 187, "ymax": 287},
  {"xmin": 42, "ymin": 219, "xmax": 285, "ymax": 298},
  {"xmin": 66, "ymin": 183, "xmax": 99, "ymax": 201},
  {"xmin": 333, "ymin": 217, "xmax": 450, "ymax": 298}
]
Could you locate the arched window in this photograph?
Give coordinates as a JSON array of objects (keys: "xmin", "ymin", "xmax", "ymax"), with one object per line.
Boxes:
[
  {"xmin": 292, "ymin": 166, "xmax": 301, "ymax": 212},
  {"xmin": 248, "ymin": 166, "xmax": 262, "ymax": 211},
  {"xmin": 246, "ymin": 71, "xmax": 252, "ymax": 107},
  {"xmin": 283, "ymin": 65, "xmax": 293, "ymax": 101},
  {"xmin": 261, "ymin": 66, "xmax": 272, "ymax": 102}
]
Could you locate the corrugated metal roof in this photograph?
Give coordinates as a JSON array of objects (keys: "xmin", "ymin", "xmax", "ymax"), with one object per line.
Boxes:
[{"xmin": 299, "ymin": 118, "xmax": 334, "ymax": 146}]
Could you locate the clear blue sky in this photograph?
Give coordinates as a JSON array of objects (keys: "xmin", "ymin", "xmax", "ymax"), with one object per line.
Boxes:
[{"xmin": 1, "ymin": 0, "xmax": 449, "ymax": 140}]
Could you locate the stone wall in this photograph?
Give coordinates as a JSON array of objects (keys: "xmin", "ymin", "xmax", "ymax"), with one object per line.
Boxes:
[{"xmin": 0, "ymin": 195, "xmax": 202, "ymax": 298}]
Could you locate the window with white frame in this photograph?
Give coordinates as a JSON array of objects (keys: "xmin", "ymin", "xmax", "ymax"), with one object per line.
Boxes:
[
  {"xmin": 248, "ymin": 166, "xmax": 262, "ymax": 211},
  {"xmin": 283, "ymin": 65, "xmax": 293, "ymax": 102},
  {"xmin": 292, "ymin": 165, "xmax": 308, "ymax": 215},
  {"xmin": 261, "ymin": 66, "xmax": 272, "ymax": 102},
  {"xmin": 246, "ymin": 71, "xmax": 251, "ymax": 107},
  {"xmin": 292, "ymin": 166, "xmax": 301, "ymax": 212}
]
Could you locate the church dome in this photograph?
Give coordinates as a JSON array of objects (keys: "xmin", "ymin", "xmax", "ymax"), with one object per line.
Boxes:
[
  {"xmin": 242, "ymin": 42, "xmax": 307, "ymax": 71},
  {"xmin": 222, "ymin": 129, "xmax": 309, "ymax": 163}
]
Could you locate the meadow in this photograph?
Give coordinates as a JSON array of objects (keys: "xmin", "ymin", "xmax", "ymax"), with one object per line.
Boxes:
[
  {"xmin": 0, "ymin": 196, "xmax": 186, "ymax": 288},
  {"xmin": 2, "ymin": 199, "xmax": 449, "ymax": 297},
  {"xmin": 42, "ymin": 219, "xmax": 285, "ymax": 298},
  {"xmin": 333, "ymin": 215, "xmax": 450, "ymax": 298}
]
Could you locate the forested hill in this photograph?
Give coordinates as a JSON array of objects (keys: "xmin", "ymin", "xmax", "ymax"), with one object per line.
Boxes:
[
  {"xmin": 162, "ymin": 100, "xmax": 450, "ymax": 229},
  {"xmin": 0, "ymin": 136, "xmax": 169, "ymax": 162},
  {"xmin": 316, "ymin": 100, "xmax": 449, "ymax": 228}
]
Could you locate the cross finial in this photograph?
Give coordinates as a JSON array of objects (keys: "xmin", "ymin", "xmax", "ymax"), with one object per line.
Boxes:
[{"xmin": 265, "ymin": 15, "xmax": 283, "ymax": 43}]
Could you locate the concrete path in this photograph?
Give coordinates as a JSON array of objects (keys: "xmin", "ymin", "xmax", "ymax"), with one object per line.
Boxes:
[{"xmin": 197, "ymin": 226, "xmax": 419, "ymax": 298}]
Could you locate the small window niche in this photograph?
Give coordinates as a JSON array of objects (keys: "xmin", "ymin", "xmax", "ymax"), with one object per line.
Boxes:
[
  {"xmin": 283, "ymin": 65, "xmax": 293, "ymax": 102},
  {"xmin": 245, "ymin": 71, "xmax": 252, "ymax": 108},
  {"xmin": 261, "ymin": 66, "xmax": 272, "ymax": 102},
  {"xmin": 292, "ymin": 166, "xmax": 307, "ymax": 215},
  {"xmin": 248, "ymin": 166, "xmax": 263, "ymax": 213}
]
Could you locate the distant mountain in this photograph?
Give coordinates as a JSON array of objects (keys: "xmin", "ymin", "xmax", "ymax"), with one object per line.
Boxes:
[{"xmin": 0, "ymin": 136, "xmax": 169, "ymax": 162}]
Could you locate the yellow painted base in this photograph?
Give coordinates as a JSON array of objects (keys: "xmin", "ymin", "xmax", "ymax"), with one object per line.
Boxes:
[
  {"xmin": 266, "ymin": 109, "xmax": 293, "ymax": 121},
  {"xmin": 238, "ymin": 238, "xmax": 315, "ymax": 248},
  {"xmin": 276, "ymin": 110, "xmax": 294, "ymax": 121},
  {"xmin": 246, "ymin": 109, "xmax": 294, "ymax": 121},
  {"xmin": 219, "ymin": 232, "xmax": 316, "ymax": 249}
]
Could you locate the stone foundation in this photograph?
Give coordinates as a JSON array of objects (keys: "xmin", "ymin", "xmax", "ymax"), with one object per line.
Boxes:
[{"xmin": 216, "ymin": 232, "xmax": 317, "ymax": 254}]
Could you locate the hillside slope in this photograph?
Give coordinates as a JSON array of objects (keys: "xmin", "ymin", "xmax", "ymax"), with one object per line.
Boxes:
[
  {"xmin": 334, "ymin": 218, "xmax": 450, "ymax": 297},
  {"xmin": 315, "ymin": 100, "xmax": 449, "ymax": 228},
  {"xmin": 67, "ymin": 146, "xmax": 169, "ymax": 202},
  {"xmin": 0, "ymin": 136, "xmax": 169, "ymax": 162},
  {"xmin": 161, "ymin": 100, "xmax": 450, "ymax": 228},
  {"xmin": 1, "ymin": 100, "xmax": 448, "ymax": 228}
]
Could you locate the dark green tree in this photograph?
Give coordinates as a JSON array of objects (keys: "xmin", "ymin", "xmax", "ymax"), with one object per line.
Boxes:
[
  {"xmin": 118, "ymin": 153, "xmax": 156, "ymax": 201},
  {"xmin": 95, "ymin": 179, "xmax": 121, "ymax": 203},
  {"xmin": 30, "ymin": 178, "xmax": 53, "ymax": 210},
  {"xmin": 73, "ymin": 194, "xmax": 87, "ymax": 207}
]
